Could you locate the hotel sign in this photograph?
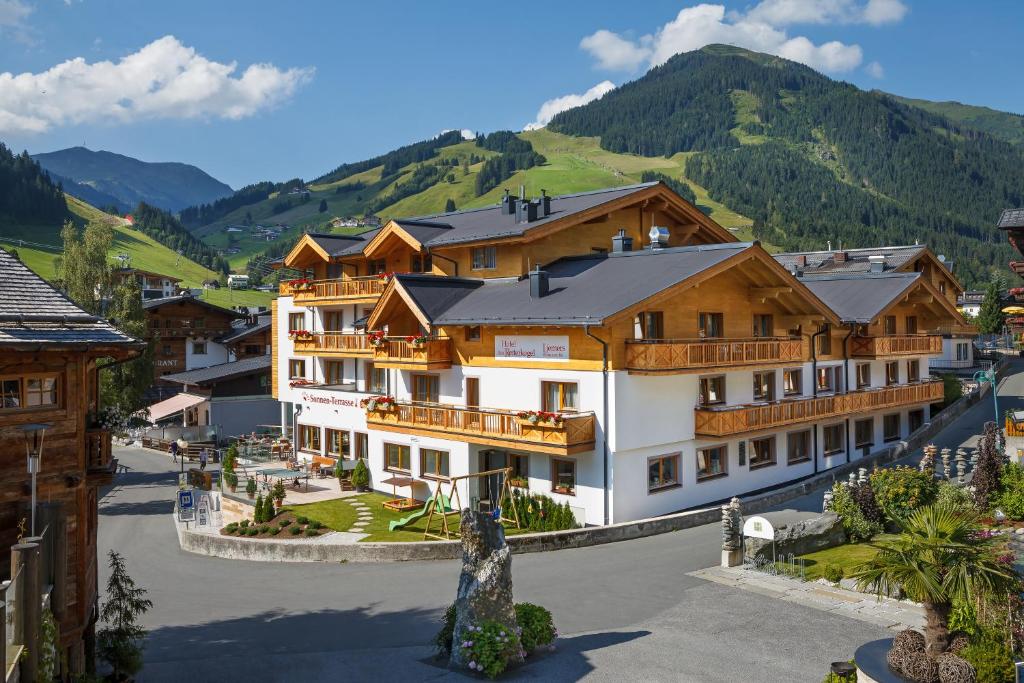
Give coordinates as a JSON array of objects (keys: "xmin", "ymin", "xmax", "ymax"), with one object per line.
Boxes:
[
  {"xmin": 495, "ymin": 335, "xmax": 569, "ymax": 362},
  {"xmin": 300, "ymin": 389, "xmax": 365, "ymax": 410}
]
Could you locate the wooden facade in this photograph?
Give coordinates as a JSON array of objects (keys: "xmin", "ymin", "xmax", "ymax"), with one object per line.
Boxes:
[{"xmin": 143, "ymin": 297, "xmax": 239, "ymax": 383}]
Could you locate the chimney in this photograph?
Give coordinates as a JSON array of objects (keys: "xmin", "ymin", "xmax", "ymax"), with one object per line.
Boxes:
[
  {"xmin": 500, "ymin": 189, "xmax": 517, "ymax": 216},
  {"xmin": 529, "ymin": 265, "xmax": 549, "ymax": 298},
  {"xmin": 648, "ymin": 225, "xmax": 669, "ymax": 250},
  {"xmin": 869, "ymin": 254, "xmax": 885, "ymax": 273},
  {"xmin": 517, "ymin": 199, "xmax": 538, "ymax": 224},
  {"xmin": 612, "ymin": 228, "xmax": 633, "ymax": 253},
  {"xmin": 539, "ymin": 189, "xmax": 551, "ymax": 217},
  {"xmin": 794, "ymin": 254, "xmax": 807, "ymax": 267},
  {"xmin": 834, "ymin": 251, "xmax": 847, "ymax": 263}
]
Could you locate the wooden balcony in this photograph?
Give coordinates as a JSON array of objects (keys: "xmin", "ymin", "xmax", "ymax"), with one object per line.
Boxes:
[
  {"xmin": 293, "ymin": 333, "xmax": 372, "ymax": 357},
  {"xmin": 366, "ymin": 402, "xmax": 596, "ymax": 455},
  {"xmin": 625, "ymin": 337, "xmax": 805, "ymax": 374},
  {"xmin": 372, "ymin": 337, "xmax": 452, "ymax": 370},
  {"xmin": 850, "ymin": 335, "xmax": 943, "ymax": 357},
  {"xmin": 279, "ymin": 276, "xmax": 386, "ymax": 304},
  {"xmin": 694, "ymin": 380, "xmax": 944, "ymax": 437},
  {"xmin": 86, "ymin": 428, "xmax": 115, "ymax": 481}
]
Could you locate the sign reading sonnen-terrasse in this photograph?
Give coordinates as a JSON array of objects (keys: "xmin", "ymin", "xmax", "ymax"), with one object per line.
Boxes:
[{"xmin": 495, "ymin": 335, "xmax": 569, "ymax": 361}]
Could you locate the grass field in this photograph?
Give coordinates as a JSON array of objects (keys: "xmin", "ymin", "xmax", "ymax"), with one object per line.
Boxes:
[{"xmin": 795, "ymin": 535, "xmax": 896, "ymax": 581}]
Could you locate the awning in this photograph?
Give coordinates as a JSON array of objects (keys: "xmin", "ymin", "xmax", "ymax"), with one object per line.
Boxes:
[{"xmin": 148, "ymin": 393, "xmax": 207, "ymax": 423}]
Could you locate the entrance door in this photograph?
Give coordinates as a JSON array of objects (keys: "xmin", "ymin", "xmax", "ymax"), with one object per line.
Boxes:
[{"xmin": 477, "ymin": 450, "xmax": 507, "ymax": 510}]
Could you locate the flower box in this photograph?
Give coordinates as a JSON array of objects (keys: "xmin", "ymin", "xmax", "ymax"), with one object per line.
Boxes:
[
  {"xmin": 368, "ymin": 330, "xmax": 387, "ymax": 347},
  {"xmin": 515, "ymin": 411, "xmax": 565, "ymax": 427},
  {"xmin": 289, "ymin": 329, "xmax": 313, "ymax": 341},
  {"xmin": 360, "ymin": 395, "xmax": 397, "ymax": 412},
  {"xmin": 287, "ymin": 278, "xmax": 314, "ymax": 292},
  {"xmin": 508, "ymin": 477, "xmax": 529, "ymax": 489}
]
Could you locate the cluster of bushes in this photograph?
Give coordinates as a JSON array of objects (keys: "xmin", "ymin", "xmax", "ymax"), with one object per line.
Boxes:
[
  {"xmin": 253, "ymin": 494, "xmax": 276, "ymax": 523},
  {"xmin": 503, "ymin": 490, "xmax": 579, "ymax": 532},
  {"xmin": 827, "ymin": 481, "xmax": 884, "ymax": 541},
  {"xmin": 995, "ymin": 462, "xmax": 1024, "ymax": 520},
  {"xmin": 223, "ymin": 514, "xmax": 323, "ymax": 538},
  {"xmin": 435, "ymin": 602, "xmax": 557, "ymax": 678},
  {"xmin": 222, "ymin": 445, "xmax": 238, "ymax": 491}
]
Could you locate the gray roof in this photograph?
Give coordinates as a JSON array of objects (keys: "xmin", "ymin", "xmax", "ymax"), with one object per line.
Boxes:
[
  {"xmin": 217, "ymin": 315, "xmax": 271, "ymax": 344},
  {"xmin": 307, "ymin": 229, "xmax": 381, "ymax": 257},
  {"xmin": 773, "ymin": 245, "xmax": 925, "ymax": 275},
  {"xmin": 160, "ymin": 355, "xmax": 270, "ymax": 386},
  {"xmin": 0, "ymin": 248, "xmax": 142, "ymax": 348},
  {"xmin": 998, "ymin": 208, "xmax": 1024, "ymax": 229},
  {"xmin": 391, "ymin": 242, "xmax": 752, "ymax": 326},
  {"xmin": 799, "ymin": 272, "xmax": 922, "ymax": 323},
  {"xmin": 142, "ymin": 294, "xmax": 242, "ymax": 318}
]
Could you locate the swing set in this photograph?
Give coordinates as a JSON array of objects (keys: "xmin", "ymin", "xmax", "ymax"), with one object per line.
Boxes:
[{"xmin": 422, "ymin": 467, "xmax": 521, "ymax": 540}]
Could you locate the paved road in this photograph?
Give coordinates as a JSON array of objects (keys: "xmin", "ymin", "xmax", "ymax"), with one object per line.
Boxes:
[{"xmin": 98, "ymin": 362, "xmax": 1021, "ymax": 682}]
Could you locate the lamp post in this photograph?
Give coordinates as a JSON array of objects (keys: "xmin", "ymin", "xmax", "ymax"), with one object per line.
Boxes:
[
  {"xmin": 21, "ymin": 423, "xmax": 50, "ymax": 536},
  {"xmin": 973, "ymin": 363, "xmax": 1000, "ymax": 428}
]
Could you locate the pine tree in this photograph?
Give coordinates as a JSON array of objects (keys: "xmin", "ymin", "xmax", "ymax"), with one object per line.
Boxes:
[
  {"xmin": 977, "ymin": 275, "xmax": 1006, "ymax": 335},
  {"xmin": 254, "ymin": 494, "xmax": 265, "ymax": 523},
  {"xmin": 318, "ymin": 199, "xmax": 328, "ymax": 213},
  {"xmin": 444, "ymin": 198, "xmax": 456, "ymax": 212},
  {"xmin": 973, "ymin": 421, "xmax": 1003, "ymax": 510},
  {"xmin": 97, "ymin": 550, "xmax": 152, "ymax": 680}
]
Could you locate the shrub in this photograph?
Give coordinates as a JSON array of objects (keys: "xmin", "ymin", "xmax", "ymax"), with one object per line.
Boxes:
[
  {"xmin": 239, "ymin": 519, "xmax": 250, "ymax": 528},
  {"xmin": 269, "ymin": 528, "xmax": 281, "ymax": 536},
  {"xmin": 869, "ymin": 466, "xmax": 937, "ymax": 521},
  {"xmin": 245, "ymin": 478, "xmax": 257, "ymax": 498},
  {"xmin": 254, "ymin": 495, "xmax": 265, "ymax": 523},
  {"xmin": 973, "ymin": 422, "xmax": 1003, "ymax": 511},
  {"xmin": 311, "ymin": 521, "xmax": 324, "ymax": 530},
  {"xmin": 457, "ymin": 620, "xmax": 522, "ymax": 678},
  {"xmin": 821, "ymin": 660, "xmax": 857, "ymax": 682},
  {"xmin": 822, "ymin": 563, "xmax": 845, "ymax": 585},
  {"xmin": 279, "ymin": 519, "xmax": 292, "ymax": 527},
  {"xmin": 936, "ymin": 481, "xmax": 976, "ymax": 516},
  {"xmin": 259, "ymin": 525, "xmax": 269, "ymax": 534},
  {"xmin": 297, "ymin": 516, "xmax": 309, "ymax": 525},
  {"xmin": 850, "ymin": 481, "xmax": 885, "ymax": 529},
  {"xmin": 996, "ymin": 462, "xmax": 1024, "ymax": 520},
  {"xmin": 352, "ymin": 459, "xmax": 370, "ymax": 489},
  {"xmin": 272, "ymin": 480, "xmax": 286, "ymax": 507},
  {"xmin": 263, "ymin": 496, "xmax": 276, "ymax": 522},
  {"xmin": 960, "ymin": 629, "xmax": 1015, "ymax": 683},
  {"xmin": 435, "ymin": 603, "xmax": 457, "ymax": 656},
  {"xmin": 289, "ymin": 526, "xmax": 301, "ymax": 535},
  {"xmin": 223, "ymin": 471, "xmax": 238, "ymax": 489},
  {"xmin": 828, "ymin": 483, "xmax": 881, "ymax": 541},
  {"xmin": 247, "ymin": 527, "xmax": 259, "ymax": 536},
  {"xmin": 942, "ymin": 373, "xmax": 963, "ymax": 408},
  {"xmin": 305, "ymin": 528, "xmax": 318, "ymax": 537},
  {"xmin": 514, "ymin": 603, "xmax": 556, "ymax": 653},
  {"xmin": 504, "ymin": 490, "xmax": 579, "ymax": 532}
]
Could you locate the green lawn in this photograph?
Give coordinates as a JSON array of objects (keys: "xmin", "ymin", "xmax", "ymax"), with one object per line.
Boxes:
[
  {"xmin": 286, "ymin": 492, "xmax": 527, "ymax": 543},
  {"xmin": 796, "ymin": 535, "xmax": 897, "ymax": 581}
]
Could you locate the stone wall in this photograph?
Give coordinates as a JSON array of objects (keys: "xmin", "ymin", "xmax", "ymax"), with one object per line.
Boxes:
[{"xmin": 743, "ymin": 512, "xmax": 846, "ymax": 560}]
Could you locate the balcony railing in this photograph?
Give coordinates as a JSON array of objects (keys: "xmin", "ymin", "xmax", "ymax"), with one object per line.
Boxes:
[
  {"xmin": 850, "ymin": 335, "xmax": 943, "ymax": 357},
  {"xmin": 280, "ymin": 276, "xmax": 387, "ymax": 303},
  {"xmin": 625, "ymin": 337, "xmax": 805, "ymax": 373},
  {"xmin": 85, "ymin": 428, "xmax": 114, "ymax": 474},
  {"xmin": 365, "ymin": 402, "xmax": 596, "ymax": 455},
  {"xmin": 293, "ymin": 332, "xmax": 372, "ymax": 357},
  {"xmin": 694, "ymin": 380, "xmax": 944, "ymax": 437},
  {"xmin": 372, "ymin": 337, "xmax": 452, "ymax": 369}
]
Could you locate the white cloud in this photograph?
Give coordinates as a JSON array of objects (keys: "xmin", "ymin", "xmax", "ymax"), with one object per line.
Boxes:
[
  {"xmin": 440, "ymin": 128, "xmax": 475, "ymax": 140},
  {"xmin": 0, "ymin": 35, "xmax": 314, "ymax": 135},
  {"xmin": 0, "ymin": 0, "xmax": 31, "ymax": 28},
  {"xmin": 864, "ymin": 60, "xmax": 885, "ymax": 78},
  {"xmin": 579, "ymin": 1, "xmax": 906, "ymax": 75},
  {"xmin": 525, "ymin": 80, "xmax": 616, "ymax": 131}
]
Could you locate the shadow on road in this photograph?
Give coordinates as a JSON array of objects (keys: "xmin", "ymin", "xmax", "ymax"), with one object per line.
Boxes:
[{"xmin": 98, "ymin": 499, "xmax": 174, "ymax": 516}]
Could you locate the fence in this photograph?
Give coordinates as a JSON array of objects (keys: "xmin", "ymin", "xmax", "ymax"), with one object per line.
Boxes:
[
  {"xmin": 2, "ymin": 522, "xmax": 57, "ymax": 681},
  {"xmin": 744, "ymin": 552, "xmax": 807, "ymax": 581}
]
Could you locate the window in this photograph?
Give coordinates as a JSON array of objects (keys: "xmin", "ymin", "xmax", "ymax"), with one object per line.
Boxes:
[
  {"xmin": 412, "ymin": 374, "xmax": 440, "ymax": 403},
  {"xmin": 698, "ymin": 375, "xmax": 725, "ymax": 405},
  {"xmin": 855, "ymin": 418, "xmax": 874, "ymax": 448},
  {"xmin": 787, "ymin": 430, "xmax": 811, "ymax": 465},
  {"xmin": 551, "ymin": 459, "xmax": 576, "ymax": 495},
  {"xmin": 823, "ymin": 423, "xmax": 845, "ymax": 455},
  {"xmin": 510, "ymin": 453, "xmax": 529, "ymax": 481},
  {"xmin": 856, "ymin": 363, "xmax": 871, "ymax": 389},
  {"xmin": 471, "ymin": 246, "xmax": 497, "ymax": 270},
  {"xmin": 648, "ymin": 454, "xmax": 681, "ymax": 492},
  {"xmin": 288, "ymin": 312, "xmax": 305, "ymax": 331},
  {"xmin": 368, "ymin": 259, "xmax": 387, "ymax": 275},
  {"xmin": 325, "ymin": 360, "xmax": 344, "ymax": 385},
  {"xmin": 288, "ymin": 359, "xmax": 306, "ymax": 379},
  {"xmin": 885, "ymin": 361, "xmax": 899, "ymax": 386},
  {"xmin": 697, "ymin": 446, "xmax": 728, "ymax": 481},
  {"xmin": 752, "ymin": 314, "xmax": 773, "ymax": 338},
  {"xmin": 783, "ymin": 368, "xmax": 802, "ymax": 396},
  {"xmin": 411, "ymin": 253, "xmax": 432, "ymax": 273},
  {"xmin": 354, "ymin": 432, "xmax": 368, "ymax": 459},
  {"xmin": 883, "ymin": 414, "xmax": 901, "ymax": 442},
  {"xmin": 907, "ymin": 359, "xmax": 920, "ymax": 383},
  {"xmin": 366, "ymin": 363, "xmax": 386, "ymax": 394},
  {"xmin": 194, "ymin": 317, "xmax": 205, "ymax": 329},
  {"xmin": 1, "ymin": 378, "xmax": 20, "ymax": 408},
  {"xmin": 244, "ymin": 344, "xmax": 262, "ymax": 355},
  {"xmin": 420, "ymin": 448, "xmax": 449, "ymax": 479},
  {"xmin": 542, "ymin": 381, "xmax": 578, "ymax": 412},
  {"xmin": 465, "ymin": 377, "xmax": 480, "ymax": 409},
  {"xmin": 1, "ymin": 374, "xmax": 60, "ymax": 410},
  {"xmin": 192, "ymin": 342, "xmax": 207, "ymax": 355},
  {"xmin": 162, "ymin": 344, "xmax": 172, "ymax": 356},
  {"xmin": 324, "ymin": 311, "xmax": 344, "ymax": 331},
  {"xmin": 326, "ymin": 429, "xmax": 350, "ymax": 458},
  {"xmin": 465, "ymin": 326, "xmax": 481, "ymax": 342},
  {"xmin": 883, "ymin": 316, "xmax": 897, "ymax": 335},
  {"xmin": 908, "ymin": 408, "xmax": 925, "ymax": 433},
  {"xmin": 817, "ymin": 324, "xmax": 832, "ymax": 355},
  {"xmin": 956, "ymin": 343, "xmax": 969, "ymax": 361},
  {"xmin": 753, "ymin": 371, "xmax": 775, "ymax": 402},
  {"xmin": 698, "ymin": 312, "xmax": 723, "ymax": 338},
  {"xmin": 384, "ymin": 443, "xmax": 411, "ymax": 472},
  {"xmin": 817, "ymin": 366, "xmax": 838, "ymax": 393},
  {"xmin": 905, "ymin": 316, "xmax": 918, "ymax": 334},
  {"xmin": 639, "ymin": 311, "xmax": 664, "ymax": 340},
  {"xmin": 749, "ymin": 437, "xmax": 776, "ymax": 469},
  {"xmin": 298, "ymin": 424, "xmax": 321, "ymax": 452}
]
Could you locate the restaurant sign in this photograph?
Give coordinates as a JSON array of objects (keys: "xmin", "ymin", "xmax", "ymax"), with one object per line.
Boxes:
[{"xmin": 494, "ymin": 335, "xmax": 569, "ymax": 362}]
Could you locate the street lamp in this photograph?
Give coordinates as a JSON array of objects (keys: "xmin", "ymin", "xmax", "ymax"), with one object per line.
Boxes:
[
  {"xmin": 21, "ymin": 423, "xmax": 50, "ymax": 536},
  {"xmin": 973, "ymin": 363, "xmax": 1000, "ymax": 428}
]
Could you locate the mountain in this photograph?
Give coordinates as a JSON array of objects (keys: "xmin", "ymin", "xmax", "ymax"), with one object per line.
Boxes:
[
  {"xmin": 32, "ymin": 147, "xmax": 234, "ymax": 212},
  {"xmin": 887, "ymin": 95, "xmax": 1024, "ymax": 146},
  {"xmin": 45, "ymin": 170, "xmax": 128, "ymax": 212}
]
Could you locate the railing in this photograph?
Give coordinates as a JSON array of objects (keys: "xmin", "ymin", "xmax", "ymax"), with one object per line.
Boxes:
[
  {"xmin": 931, "ymin": 323, "xmax": 980, "ymax": 336},
  {"xmin": 3, "ymin": 523, "xmax": 58, "ymax": 681},
  {"xmin": 850, "ymin": 335, "xmax": 943, "ymax": 357},
  {"xmin": 372, "ymin": 337, "xmax": 452, "ymax": 368},
  {"xmin": 929, "ymin": 358, "xmax": 975, "ymax": 369},
  {"xmin": 293, "ymin": 333, "xmax": 372, "ymax": 356},
  {"xmin": 625, "ymin": 337, "xmax": 805, "ymax": 372},
  {"xmin": 695, "ymin": 380, "xmax": 944, "ymax": 437},
  {"xmin": 85, "ymin": 428, "xmax": 113, "ymax": 472},
  {"xmin": 366, "ymin": 402, "xmax": 596, "ymax": 455},
  {"xmin": 281, "ymin": 276, "xmax": 387, "ymax": 302}
]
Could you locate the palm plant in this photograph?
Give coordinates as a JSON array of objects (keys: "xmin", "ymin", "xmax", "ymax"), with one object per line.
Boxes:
[{"xmin": 849, "ymin": 504, "xmax": 1016, "ymax": 656}]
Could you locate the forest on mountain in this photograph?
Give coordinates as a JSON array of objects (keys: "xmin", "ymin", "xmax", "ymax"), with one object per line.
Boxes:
[
  {"xmin": 474, "ymin": 131, "xmax": 546, "ymax": 196},
  {"xmin": 314, "ymin": 130, "xmax": 465, "ymax": 185},
  {"xmin": 0, "ymin": 142, "xmax": 67, "ymax": 224},
  {"xmin": 179, "ymin": 181, "xmax": 278, "ymax": 229},
  {"xmin": 131, "ymin": 202, "xmax": 229, "ymax": 274}
]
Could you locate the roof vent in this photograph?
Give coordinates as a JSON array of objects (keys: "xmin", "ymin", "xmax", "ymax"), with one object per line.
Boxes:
[
  {"xmin": 539, "ymin": 189, "xmax": 551, "ymax": 217},
  {"xmin": 868, "ymin": 254, "xmax": 886, "ymax": 273},
  {"xmin": 529, "ymin": 265, "xmax": 549, "ymax": 298},
  {"xmin": 648, "ymin": 225, "xmax": 669, "ymax": 250},
  {"xmin": 500, "ymin": 189, "xmax": 517, "ymax": 216},
  {"xmin": 612, "ymin": 229, "xmax": 633, "ymax": 253}
]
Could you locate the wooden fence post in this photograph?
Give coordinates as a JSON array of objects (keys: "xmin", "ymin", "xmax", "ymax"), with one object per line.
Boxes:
[{"xmin": 11, "ymin": 541, "xmax": 40, "ymax": 682}]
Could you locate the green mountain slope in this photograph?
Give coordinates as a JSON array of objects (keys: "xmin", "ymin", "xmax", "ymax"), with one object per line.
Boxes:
[
  {"xmin": 33, "ymin": 146, "xmax": 233, "ymax": 212},
  {"xmin": 887, "ymin": 94, "xmax": 1024, "ymax": 146}
]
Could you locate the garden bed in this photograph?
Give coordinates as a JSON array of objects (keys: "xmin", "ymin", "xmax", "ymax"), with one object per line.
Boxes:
[{"xmin": 220, "ymin": 510, "xmax": 326, "ymax": 539}]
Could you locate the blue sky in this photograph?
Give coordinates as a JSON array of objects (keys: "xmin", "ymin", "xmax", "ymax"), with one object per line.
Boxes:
[{"xmin": 0, "ymin": 0, "xmax": 1021, "ymax": 189}]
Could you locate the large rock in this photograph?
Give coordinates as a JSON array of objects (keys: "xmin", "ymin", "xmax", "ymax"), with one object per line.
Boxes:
[
  {"xmin": 744, "ymin": 512, "xmax": 846, "ymax": 560},
  {"xmin": 449, "ymin": 510, "xmax": 522, "ymax": 669}
]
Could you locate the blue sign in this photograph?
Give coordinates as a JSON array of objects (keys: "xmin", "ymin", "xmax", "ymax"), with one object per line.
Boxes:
[{"xmin": 178, "ymin": 490, "xmax": 194, "ymax": 510}]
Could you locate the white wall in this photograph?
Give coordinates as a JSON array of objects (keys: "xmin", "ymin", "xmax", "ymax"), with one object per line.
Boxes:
[{"xmin": 185, "ymin": 337, "xmax": 229, "ymax": 370}]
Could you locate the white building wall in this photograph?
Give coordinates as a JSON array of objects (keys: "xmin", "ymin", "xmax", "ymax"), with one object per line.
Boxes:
[{"xmin": 184, "ymin": 337, "xmax": 229, "ymax": 371}]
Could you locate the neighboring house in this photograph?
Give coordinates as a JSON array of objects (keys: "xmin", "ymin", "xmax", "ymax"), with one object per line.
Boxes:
[
  {"xmin": 142, "ymin": 294, "xmax": 240, "ymax": 387},
  {"xmin": 218, "ymin": 313, "xmax": 272, "ymax": 361},
  {"xmin": 227, "ymin": 274, "xmax": 250, "ymax": 289},
  {"xmin": 0, "ymin": 248, "xmax": 144, "ymax": 677},
  {"xmin": 111, "ymin": 267, "xmax": 182, "ymax": 300},
  {"xmin": 272, "ymin": 182, "xmax": 964, "ymax": 526},
  {"xmin": 151, "ymin": 356, "xmax": 277, "ymax": 443},
  {"xmin": 956, "ymin": 290, "xmax": 984, "ymax": 318},
  {"xmin": 361, "ymin": 214, "xmax": 381, "ymax": 227}
]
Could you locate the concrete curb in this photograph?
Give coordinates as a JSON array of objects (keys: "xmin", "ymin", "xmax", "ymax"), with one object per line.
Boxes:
[{"xmin": 175, "ymin": 361, "xmax": 1008, "ymax": 563}]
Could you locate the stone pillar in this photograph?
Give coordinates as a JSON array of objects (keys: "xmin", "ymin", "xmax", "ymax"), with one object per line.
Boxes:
[
  {"xmin": 969, "ymin": 448, "xmax": 979, "ymax": 471},
  {"xmin": 11, "ymin": 542, "xmax": 40, "ymax": 683},
  {"xmin": 940, "ymin": 448, "xmax": 951, "ymax": 480},
  {"xmin": 721, "ymin": 497, "xmax": 743, "ymax": 567},
  {"xmin": 955, "ymin": 449, "xmax": 967, "ymax": 484},
  {"xmin": 857, "ymin": 467, "xmax": 867, "ymax": 485},
  {"xmin": 847, "ymin": 472, "xmax": 857, "ymax": 487},
  {"xmin": 822, "ymin": 489, "xmax": 834, "ymax": 513}
]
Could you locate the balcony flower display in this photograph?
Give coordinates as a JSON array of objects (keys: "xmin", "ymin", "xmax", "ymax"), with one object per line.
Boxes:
[
  {"xmin": 360, "ymin": 395, "xmax": 396, "ymax": 412},
  {"xmin": 288, "ymin": 378, "xmax": 317, "ymax": 388},
  {"xmin": 368, "ymin": 330, "xmax": 387, "ymax": 347},
  {"xmin": 289, "ymin": 329, "xmax": 313, "ymax": 341},
  {"xmin": 287, "ymin": 278, "xmax": 313, "ymax": 292},
  {"xmin": 516, "ymin": 410, "xmax": 564, "ymax": 426},
  {"xmin": 405, "ymin": 334, "xmax": 430, "ymax": 347}
]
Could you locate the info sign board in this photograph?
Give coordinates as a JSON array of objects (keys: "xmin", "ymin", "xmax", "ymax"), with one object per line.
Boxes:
[
  {"xmin": 494, "ymin": 335, "xmax": 569, "ymax": 362},
  {"xmin": 177, "ymin": 489, "xmax": 195, "ymax": 522},
  {"xmin": 742, "ymin": 516, "xmax": 775, "ymax": 540},
  {"xmin": 196, "ymin": 495, "xmax": 210, "ymax": 527}
]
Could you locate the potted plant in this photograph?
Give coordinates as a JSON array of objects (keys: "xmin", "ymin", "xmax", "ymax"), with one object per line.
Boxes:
[
  {"xmin": 224, "ymin": 471, "xmax": 238, "ymax": 493},
  {"xmin": 272, "ymin": 480, "xmax": 286, "ymax": 508},
  {"xmin": 352, "ymin": 459, "xmax": 370, "ymax": 492},
  {"xmin": 289, "ymin": 329, "xmax": 313, "ymax": 341},
  {"xmin": 368, "ymin": 330, "xmax": 387, "ymax": 348},
  {"xmin": 405, "ymin": 334, "xmax": 429, "ymax": 347},
  {"xmin": 508, "ymin": 476, "xmax": 528, "ymax": 489},
  {"xmin": 245, "ymin": 477, "xmax": 257, "ymax": 499},
  {"xmin": 287, "ymin": 278, "xmax": 313, "ymax": 292},
  {"xmin": 360, "ymin": 395, "xmax": 396, "ymax": 412},
  {"xmin": 516, "ymin": 410, "xmax": 564, "ymax": 427}
]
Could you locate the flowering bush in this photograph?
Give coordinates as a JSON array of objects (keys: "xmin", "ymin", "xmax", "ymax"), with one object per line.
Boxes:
[
  {"xmin": 368, "ymin": 330, "xmax": 387, "ymax": 347},
  {"xmin": 515, "ymin": 410, "xmax": 564, "ymax": 426},
  {"xmin": 514, "ymin": 603, "xmax": 556, "ymax": 654},
  {"xmin": 287, "ymin": 278, "xmax": 313, "ymax": 290},
  {"xmin": 376, "ymin": 271, "xmax": 395, "ymax": 280},
  {"xmin": 360, "ymin": 395, "xmax": 396, "ymax": 411},
  {"xmin": 827, "ymin": 482, "xmax": 881, "ymax": 541},
  {"xmin": 405, "ymin": 334, "xmax": 430, "ymax": 345},
  {"xmin": 288, "ymin": 329, "xmax": 312, "ymax": 339},
  {"xmin": 869, "ymin": 466, "xmax": 937, "ymax": 523},
  {"xmin": 288, "ymin": 378, "xmax": 316, "ymax": 388},
  {"xmin": 458, "ymin": 620, "xmax": 522, "ymax": 678}
]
